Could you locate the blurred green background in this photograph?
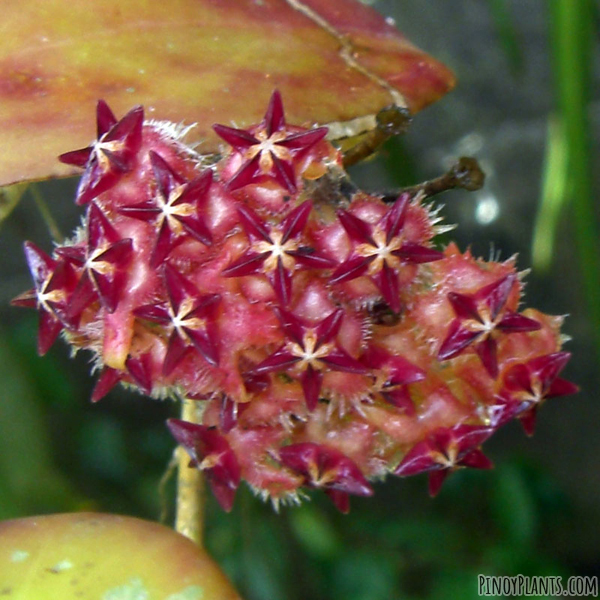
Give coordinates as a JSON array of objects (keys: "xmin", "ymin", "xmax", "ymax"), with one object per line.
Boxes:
[{"xmin": 0, "ymin": 1, "xmax": 598, "ymax": 599}]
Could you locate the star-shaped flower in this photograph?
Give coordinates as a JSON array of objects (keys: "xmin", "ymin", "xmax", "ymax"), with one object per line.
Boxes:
[
  {"xmin": 11, "ymin": 242, "xmax": 78, "ymax": 355},
  {"xmin": 279, "ymin": 443, "xmax": 373, "ymax": 513},
  {"xmin": 437, "ymin": 273, "xmax": 542, "ymax": 378},
  {"xmin": 251, "ymin": 307, "xmax": 367, "ymax": 411},
  {"xmin": 118, "ymin": 151, "xmax": 213, "ymax": 267},
  {"xmin": 222, "ymin": 201, "xmax": 335, "ymax": 305},
  {"xmin": 167, "ymin": 419, "xmax": 241, "ymax": 512},
  {"xmin": 362, "ymin": 345, "xmax": 425, "ymax": 415},
  {"xmin": 134, "ymin": 264, "xmax": 220, "ymax": 376},
  {"xmin": 330, "ymin": 193, "xmax": 443, "ymax": 313},
  {"xmin": 56, "ymin": 203, "xmax": 133, "ymax": 320},
  {"xmin": 213, "ymin": 90, "xmax": 328, "ymax": 193},
  {"xmin": 492, "ymin": 351, "xmax": 578, "ymax": 435},
  {"xmin": 90, "ymin": 353, "xmax": 155, "ymax": 402},
  {"xmin": 394, "ymin": 424, "xmax": 494, "ymax": 497},
  {"xmin": 59, "ymin": 100, "xmax": 144, "ymax": 205}
]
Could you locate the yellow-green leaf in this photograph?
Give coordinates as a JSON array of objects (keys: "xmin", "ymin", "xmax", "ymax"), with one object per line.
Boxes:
[
  {"xmin": 0, "ymin": 0, "xmax": 454, "ymax": 186},
  {"xmin": 0, "ymin": 513, "xmax": 243, "ymax": 599}
]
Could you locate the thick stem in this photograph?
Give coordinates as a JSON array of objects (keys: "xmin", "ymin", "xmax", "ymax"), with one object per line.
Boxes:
[{"xmin": 175, "ymin": 398, "xmax": 206, "ymax": 547}]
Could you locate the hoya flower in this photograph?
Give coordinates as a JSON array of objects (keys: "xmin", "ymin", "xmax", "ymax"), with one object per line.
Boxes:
[
  {"xmin": 438, "ymin": 273, "xmax": 541, "ymax": 378},
  {"xmin": 213, "ymin": 90, "xmax": 328, "ymax": 192},
  {"xmin": 118, "ymin": 151, "xmax": 213, "ymax": 267},
  {"xmin": 11, "ymin": 242, "xmax": 78, "ymax": 355},
  {"xmin": 134, "ymin": 264, "xmax": 221, "ymax": 375},
  {"xmin": 222, "ymin": 201, "xmax": 334, "ymax": 305},
  {"xmin": 331, "ymin": 193, "xmax": 442, "ymax": 313},
  {"xmin": 279, "ymin": 443, "xmax": 373, "ymax": 513},
  {"xmin": 251, "ymin": 307, "xmax": 367, "ymax": 411},
  {"xmin": 394, "ymin": 424, "xmax": 494, "ymax": 496},
  {"xmin": 14, "ymin": 95, "xmax": 577, "ymax": 511},
  {"xmin": 492, "ymin": 352, "xmax": 578, "ymax": 434},
  {"xmin": 56, "ymin": 203, "xmax": 133, "ymax": 319},
  {"xmin": 59, "ymin": 100, "xmax": 144, "ymax": 205},
  {"xmin": 168, "ymin": 419, "xmax": 240, "ymax": 512}
]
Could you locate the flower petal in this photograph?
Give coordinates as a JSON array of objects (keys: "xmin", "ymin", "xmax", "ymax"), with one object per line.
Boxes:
[
  {"xmin": 96, "ymin": 99, "xmax": 117, "ymax": 138},
  {"xmin": 212, "ymin": 124, "xmax": 259, "ymax": 150},
  {"xmin": 336, "ymin": 210, "xmax": 375, "ymax": 245},
  {"xmin": 374, "ymin": 260, "xmax": 401, "ymax": 313},
  {"xmin": 263, "ymin": 90, "xmax": 285, "ymax": 136},
  {"xmin": 162, "ymin": 331, "xmax": 190, "ymax": 376},
  {"xmin": 300, "ymin": 365, "xmax": 323, "ymax": 411},
  {"xmin": 497, "ymin": 311, "xmax": 541, "ymax": 333},
  {"xmin": 382, "ymin": 192, "xmax": 409, "ymax": 243},
  {"xmin": 437, "ymin": 320, "xmax": 482, "ymax": 360},
  {"xmin": 222, "ymin": 251, "xmax": 269, "ymax": 277},
  {"xmin": 270, "ymin": 150, "xmax": 297, "ymax": 193},
  {"xmin": 330, "ymin": 255, "xmax": 373, "ymax": 284},
  {"xmin": 91, "ymin": 367, "xmax": 121, "ymax": 403},
  {"xmin": 280, "ymin": 200, "xmax": 312, "ymax": 243},
  {"xmin": 475, "ymin": 336, "xmax": 498, "ymax": 378}
]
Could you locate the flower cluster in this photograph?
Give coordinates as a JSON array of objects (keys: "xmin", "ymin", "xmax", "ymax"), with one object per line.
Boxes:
[{"xmin": 13, "ymin": 92, "xmax": 577, "ymax": 512}]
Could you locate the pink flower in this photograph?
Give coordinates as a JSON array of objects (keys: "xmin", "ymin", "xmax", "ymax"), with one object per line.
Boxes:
[
  {"xmin": 251, "ymin": 307, "xmax": 367, "ymax": 410},
  {"xmin": 134, "ymin": 264, "xmax": 220, "ymax": 375},
  {"xmin": 213, "ymin": 90, "xmax": 328, "ymax": 192},
  {"xmin": 279, "ymin": 443, "xmax": 373, "ymax": 513},
  {"xmin": 167, "ymin": 419, "xmax": 240, "ymax": 512},
  {"xmin": 438, "ymin": 274, "xmax": 541, "ymax": 378},
  {"xmin": 118, "ymin": 151, "xmax": 213, "ymax": 267},
  {"xmin": 59, "ymin": 100, "xmax": 143, "ymax": 205},
  {"xmin": 57, "ymin": 203, "xmax": 133, "ymax": 320},
  {"xmin": 331, "ymin": 193, "xmax": 442, "ymax": 313},
  {"xmin": 394, "ymin": 424, "xmax": 494, "ymax": 496},
  {"xmin": 11, "ymin": 242, "xmax": 78, "ymax": 355},
  {"xmin": 222, "ymin": 201, "xmax": 334, "ymax": 305},
  {"xmin": 492, "ymin": 352, "xmax": 578, "ymax": 434}
]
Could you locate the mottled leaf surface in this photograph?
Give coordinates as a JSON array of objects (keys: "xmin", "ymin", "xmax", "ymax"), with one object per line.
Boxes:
[
  {"xmin": 0, "ymin": 513, "xmax": 242, "ymax": 599},
  {"xmin": 0, "ymin": 0, "xmax": 454, "ymax": 186}
]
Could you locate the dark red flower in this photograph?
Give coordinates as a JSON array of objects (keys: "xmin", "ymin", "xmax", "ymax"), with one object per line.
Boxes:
[
  {"xmin": 438, "ymin": 274, "xmax": 541, "ymax": 378},
  {"xmin": 57, "ymin": 203, "xmax": 133, "ymax": 320},
  {"xmin": 494, "ymin": 352, "xmax": 578, "ymax": 434},
  {"xmin": 362, "ymin": 345, "xmax": 425, "ymax": 414},
  {"xmin": 394, "ymin": 424, "xmax": 494, "ymax": 496},
  {"xmin": 90, "ymin": 353, "xmax": 155, "ymax": 402},
  {"xmin": 167, "ymin": 418, "xmax": 240, "ymax": 512},
  {"xmin": 59, "ymin": 100, "xmax": 143, "ymax": 205},
  {"xmin": 11, "ymin": 242, "xmax": 78, "ymax": 355},
  {"xmin": 213, "ymin": 90, "xmax": 328, "ymax": 193},
  {"xmin": 222, "ymin": 201, "xmax": 335, "ymax": 305},
  {"xmin": 279, "ymin": 442, "xmax": 373, "ymax": 512},
  {"xmin": 330, "ymin": 193, "xmax": 442, "ymax": 313},
  {"xmin": 91, "ymin": 366, "xmax": 122, "ymax": 402},
  {"xmin": 118, "ymin": 151, "xmax": 213, "ymax": 267},
  {"xmin": 134, "ymin": 264, "xmax": 220, "ymax": 375},
  {"xmin": 251, "ymin": 308, "xmax": 367, "ymax": 410}
]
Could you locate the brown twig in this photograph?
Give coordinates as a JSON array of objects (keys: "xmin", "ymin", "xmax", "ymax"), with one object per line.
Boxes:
[
  {"xmin": 382, "ymin": 157, "xmax": 485, "ymax": 202},
  {"xmin": 342, "ymin": 104, "xmax": 412, "ymax": 168}
]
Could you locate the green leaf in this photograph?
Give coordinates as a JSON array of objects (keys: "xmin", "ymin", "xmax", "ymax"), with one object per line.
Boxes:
[
  {"xmin": 0, "ymin": 329, "xmax": 78, "ymax": 519},
  {"xmin": 288, "ymin": 503, "xmax": 342, "ymax": 559},
  {"xmin": 490, "ymin": 463, "xmax": 537, "ymax": 548}
]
